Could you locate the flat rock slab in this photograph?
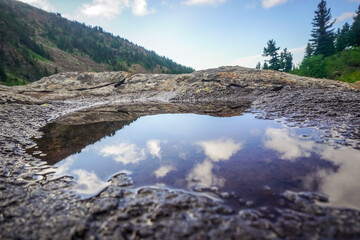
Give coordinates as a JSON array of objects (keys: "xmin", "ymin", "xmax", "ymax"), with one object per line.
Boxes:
[{"xmin": 0, "ymin": 66, "xmax": 360, "ymax": 239}]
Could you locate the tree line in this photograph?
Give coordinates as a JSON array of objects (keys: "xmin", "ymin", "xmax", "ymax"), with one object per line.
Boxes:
[
  {"xmin": 257, "ymin": 0, "xmax": 360, "ymax": 82},
  {"xmin": 256, "ymin": 40, "xmax": 293, "ymax": 72},
  {"xmin": 42, "ymin": 16, "xmax": 194, "ymax": 74}
]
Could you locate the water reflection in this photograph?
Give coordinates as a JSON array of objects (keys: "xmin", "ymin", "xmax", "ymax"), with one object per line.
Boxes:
[
  {"xmin": 187, "ymin": 160, "xmax": 225, "ymax": 188},
  {"xmin": 147, "ymin": 140, "xmax": 162, "ymax": 159},
  {"xmin": 186, "ymin": 139, "xmax": 242, "ymax": 189},
  {"xmin": 72, "ymin": 169, "xmax": 109, "ymax": 195},
  {"xmin": 305, "ymin": 146, "xmax": 360, "ymax": 209},
  {"xmin": 27, "ymin": 121, "xmax": 133, "ymax": 165},
  {"xmin": 52, "ymin": 156, "xmax": 110, "ymax": 196},
  {"xmin": 264, "ymin": 127, "xmax": 360, "ymax": 209},
  {"xmin": 195, "ymin": 139, "xmax": 243, "ymax": 162},
  {"xmin": 154, "ymin": 165, "xmax": 176, "ymax": 178},
  {"xmin": 264, "ymin": 128, "xmax": 314, "ymax": 160},
  {"xmin": 30, "ymin": 104, "xmax": 360, "ymax": 210},
  {"xmin": 99, "ymin": 142, "xmax": 146, "ymax": 164}
]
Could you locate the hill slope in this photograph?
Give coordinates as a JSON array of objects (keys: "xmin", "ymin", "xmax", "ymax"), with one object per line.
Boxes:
[{"xmin": 0, "ymin": 0, "xmax": 194, "ymax": 85}]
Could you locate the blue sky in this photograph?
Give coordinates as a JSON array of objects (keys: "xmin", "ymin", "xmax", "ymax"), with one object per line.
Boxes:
[{"xmin": 19, "ymin": 0, "xmax": 360, "ymax": 70}]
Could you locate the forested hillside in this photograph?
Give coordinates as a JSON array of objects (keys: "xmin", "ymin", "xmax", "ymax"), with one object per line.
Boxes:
[{"xmin": 0, "ymin": 0, "xmax": 194, "ymax": 85}]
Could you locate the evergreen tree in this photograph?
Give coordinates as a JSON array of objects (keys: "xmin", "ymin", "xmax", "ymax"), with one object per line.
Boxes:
[
  {"xmin": 255, "ymin": 62, "xmax": 261, "ymax": 69},
  {"xmin": 351, "ymin": 5, "xmax": 360, "ymax": 46},
  {"xmin": 280, "ymin": 48, "xmax": 293, "ymax": 72},
  {"xmin": 310, "ymin": 0, "xmax": 335, "ymax": 56},
  {"xmin": 263, "ymin": 62, "xmax": 269, "ymax": 70},
  {"xmin": 304, "ymin": 43, "xmax": 314, "ymax": 59},
  {"xmin": 335, "ymin": 23, "xmax": 351, "ymax": 52},
  {"xmin": 263, "ymin": 39, "xmax": 280, "ymax": 70}
]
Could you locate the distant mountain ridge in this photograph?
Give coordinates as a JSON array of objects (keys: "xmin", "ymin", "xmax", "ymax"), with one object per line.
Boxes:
[{"xmin": 0, "ymin": 0, "xmax": 194, "ymax": 85}]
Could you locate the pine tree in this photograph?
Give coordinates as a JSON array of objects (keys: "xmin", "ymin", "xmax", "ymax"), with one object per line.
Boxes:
[
  {"xmin": 263, "ymin": 62, "xmax": 269, "ymax": 70},
  {"xmin": 304, "ymin": 43, "xmax": 314, "ymax": 59},
  {"xmin": 263, "ymin": 39, "xmax": 280, "ymax": 70},
  {"xmin": 310, "ymin": 0, "xmax": 335, "ymax": 56},
  {"xmin": 280, "ymin": 48, "xmax": 293, "ymax": 72},
  {"xmin": 335, "ymin": 23, "xmax": 351, "ymax": 52},
  {"xmin": 255, "ymin": 62, "xmax": 261, "ymax": 69},
  {"xmin": 351, "ymin": 5, "xmax": 360, "ymax": 46}
]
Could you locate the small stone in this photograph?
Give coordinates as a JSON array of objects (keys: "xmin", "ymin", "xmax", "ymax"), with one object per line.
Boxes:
[
  {"xmin": 262, "ymin": 185, "xmax": 273, "ymax": 196},
  {"xmin": 239, "ymin": 209, "xmax": 261, "ymax": 221},
  {"xmin": 281, "ymin": 190, "xmax": 296, "ymax": 202},
  {"xmin": 192, "ymin": 185, "xmax": 206, "ymax": 192},
  {"xmin": 246, "ymin": 201, "xmax": 254, "ymax": 207},
  {"xmin": 219, "ymin": 192, "xmax": 230, "ymax": 198}
]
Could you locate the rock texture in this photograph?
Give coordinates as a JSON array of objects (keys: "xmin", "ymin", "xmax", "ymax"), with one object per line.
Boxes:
[
  {"xmin": 1, "ymin": 66, "xmax": 360, "ymax": 239},
  {"xmin": 1, "ymin": 66, "xmax": 354, "ymax": 103}
]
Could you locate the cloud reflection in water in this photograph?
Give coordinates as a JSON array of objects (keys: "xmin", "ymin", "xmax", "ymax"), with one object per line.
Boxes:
[
  {"xmin": 196, "ymin": 139, "xmax": 243, "ymax": 162},
  {"xmin": 264, "ymin": 128, "xmax": 315, "ymax": 160},
  {"xmin": 188, "ymin": 138, "xmax": 242, "ymax": 188},
  {"xmin": 264, "ymin": 127, "xmax": 360, "ymax": 209},
  {"xmin": 154, "ymin": 165, "xmax": 176, "ymax": 178},
  {"xmin": 99, "ymin": 142, "xmax": 146, "ymax": 164},
  {"xmin": 309, "ymin": 146, "xmax": 360, "ymax": 209},
  {"xmin": 146, "ymin": 140, "xmax": 162, "ymax": 159},
  {"xmin": 72, "ymin": 169, "xmax": 110, "ymax": 195}
]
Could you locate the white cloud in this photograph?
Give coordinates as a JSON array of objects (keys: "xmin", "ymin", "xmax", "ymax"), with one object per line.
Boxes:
[
  {"xmin": 335, "ymin": 12, "xmax": 356, "ymax": 22},
  {"xmin": 196, "ymin": 139, "xmax": 243, "ymax": 162},
  {"xmin": 312, "ymin": 147, "xmax": 360, "ymax": 209},
  {"xmin": 183, "ymin": 0, "xmax": 226, "ymax": 6},
  {"xmin": 299, "ymin": 142, "xmax": 360, "ymax": 209},
  {"xmin": 187, "ymin": 160, "xmax": 225, "ymax": 188},
  {"xmin": 132, "ymin": 0, "xmax": 150, "ymax": 16},
  {"xmin": 187, "ymin": 160, "xmax": 214, "ymax": 187},
  {"xmin": 154, "ymin": 165, "xmax": 176, "ymax": 178},
  {"xmin": 76, "ymin": 0, "xmax": 151, "ymax": 20},
  {"xmin": 262, "ymin": 0, "xmax": 288, "ymax": 9},
  {"xmin": 100, "ymin": 142, "xmax": 146, "ymax": 164},
  {"xmin": 79, "ymin": 0, "xmax": 130, "ymax": 19},
  {"xmin": 72, "ymin": 169, "xmax": 109, "ymax": 195},
  {"xmin": 53, "ymin": 156, "xmax": 75, "ymax": 177},
  {"xmin": 146, "ymin": 140, "xmax": 162, "ymax": 159},
  {"xmin": 264, "ymin": 128, "xmax": 315, "ymax": 160},
  {"xmin": 18, "ymin": 0, "xmax": 54, "ymax": 11}
]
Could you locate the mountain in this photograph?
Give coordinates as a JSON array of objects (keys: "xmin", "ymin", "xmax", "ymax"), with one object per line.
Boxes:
[{"xmin": 0, "ymin": 0, "xmax": 194, "ymax": 86}]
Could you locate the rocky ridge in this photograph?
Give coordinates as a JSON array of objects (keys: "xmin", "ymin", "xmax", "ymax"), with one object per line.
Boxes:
[{"xmin": 1, "ymin": 66, "xmax": 360, "ymax": 239}]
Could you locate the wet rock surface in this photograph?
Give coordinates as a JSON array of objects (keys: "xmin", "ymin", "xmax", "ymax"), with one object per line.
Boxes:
[
  {"xmin": 252, "ymin": 87, "xmax": 360, "ymax": 149},
  {"xmin": 1, "ymin": 66, "xmax": 360, "ymax": 239}
]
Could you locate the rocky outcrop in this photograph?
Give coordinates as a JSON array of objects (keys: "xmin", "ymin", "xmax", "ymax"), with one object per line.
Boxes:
[
  {"xmin": 0, "ymin": 66, "xmax": 355, "ymax": 104},
  {"xmin": 1, "ymin": 66, "xmax": 360, "ymax": 240}
]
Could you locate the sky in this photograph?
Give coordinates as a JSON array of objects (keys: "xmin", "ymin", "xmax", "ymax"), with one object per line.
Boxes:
[{"xmin": 18, "ymin": 0, "xmax": 360, "ymax": 70}]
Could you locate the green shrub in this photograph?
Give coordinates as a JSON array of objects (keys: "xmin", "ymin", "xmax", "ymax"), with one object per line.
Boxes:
[{"xmin": 292, "ymin": 47, "xmax": 360, "ymax": 82}]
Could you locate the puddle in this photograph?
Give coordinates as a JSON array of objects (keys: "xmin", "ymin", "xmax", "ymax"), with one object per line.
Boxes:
[{"xmin": 29, "ymin": 104, "xmax": 360, "ymax": 210}]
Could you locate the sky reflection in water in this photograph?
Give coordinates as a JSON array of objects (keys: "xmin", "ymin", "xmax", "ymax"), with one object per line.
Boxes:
[{"xmin": 42, "ymin": 113, "xmax": 360, "ymax": 210}]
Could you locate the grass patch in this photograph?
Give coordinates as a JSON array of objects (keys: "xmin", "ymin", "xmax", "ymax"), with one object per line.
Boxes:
[
  {"xmin": 341, "ymin": 71, "xmax": 360, "ymax": 83},
  {"xmin": 4, "ymin": 72, "xmax": 28, "ymax": 86},
  {"xmin": 26, "ymin": 47, "xmax": 49, "ymax": 62}
]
